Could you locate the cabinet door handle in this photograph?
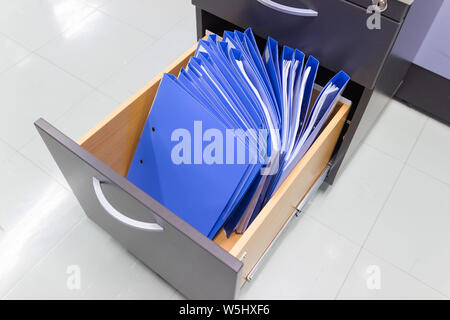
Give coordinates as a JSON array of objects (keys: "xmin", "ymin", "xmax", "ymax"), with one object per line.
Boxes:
[
  {"xmin": 93, "ymin": 177, "xmax": 164, "ymax": 231},
  {"xmin": 256, "ymin": 0, "xmax": 318, "ymax": 16}
]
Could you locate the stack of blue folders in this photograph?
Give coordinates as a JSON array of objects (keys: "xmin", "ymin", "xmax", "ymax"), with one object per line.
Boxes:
[{"xmin": 127, "ymin": 28, "xmax": 350, "ymax": 239}]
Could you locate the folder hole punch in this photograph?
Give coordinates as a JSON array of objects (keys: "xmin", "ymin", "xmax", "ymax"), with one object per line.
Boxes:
[{"xmin": 126, "ymin": 28, "xmax": 349, "ymax": 240}]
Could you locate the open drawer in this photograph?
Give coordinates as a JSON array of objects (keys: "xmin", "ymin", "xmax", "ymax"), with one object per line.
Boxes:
[{"xmin": 34, "ymin": 40, "xmax": 350, "ymax": 299}]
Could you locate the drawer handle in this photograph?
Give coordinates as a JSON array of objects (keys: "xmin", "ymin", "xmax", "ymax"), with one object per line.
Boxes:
[
  {"xmin": 93, "ymin": 177, "xmax": 164, "ymax": 232},
  {"xmin": 256, "ymin": 0, "xmax": 318, "ymax": 16}
]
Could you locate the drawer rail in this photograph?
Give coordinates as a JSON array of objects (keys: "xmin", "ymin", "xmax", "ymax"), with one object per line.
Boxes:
[{"xmin": 246, "ymin": 164, "xmax": 330, "ymax": 281}]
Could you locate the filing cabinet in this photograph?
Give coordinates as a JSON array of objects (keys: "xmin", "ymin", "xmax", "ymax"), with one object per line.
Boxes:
[
  {"xmin": 193, "ymin": 0, "xmax": 414, "ymax": 183},
  {"xmin": 35, "ymin": 0, "xmax": 415, "ymax": 299}
]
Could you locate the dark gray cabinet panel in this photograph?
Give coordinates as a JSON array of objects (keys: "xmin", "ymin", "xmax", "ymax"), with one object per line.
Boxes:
[
  {"xmin": 347, "ymin": 0, "xmax": 411, "ymax": 22},
  {"xmin": 397, "ymin": 64, "xmax": 450, "ymax": 124},
  {"xmin": 192, "ymin": 0, "xmax": 402, "ymax": 89},
  {"xmin": 35, "ymin": 119, "xmax": 242, "ymax": 300}
]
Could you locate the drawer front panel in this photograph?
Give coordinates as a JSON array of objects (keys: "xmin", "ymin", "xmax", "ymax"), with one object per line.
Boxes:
[
  {"xmin": 35, "ymin": 119, "xmax": 242, "ymax": 300},
  {"xmin": 193, "ymin": 0, "xmax": 402, "ymax": 88}
]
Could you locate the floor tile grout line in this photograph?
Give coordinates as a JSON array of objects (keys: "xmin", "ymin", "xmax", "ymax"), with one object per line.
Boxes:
[
  {"xmin": 0, "ymin": 10, "xmax": 198, "ymax": 196},
  {"xmin": 79, "ymin": 0, "xmax": 102, "ymax": 10},
  {"xmin": 0, "ymin": 2, "xmax": 100, "ymax": 54},
  {"xmin": 334, "ymin": 117, "xmax": 433, "ymax": 299},
  {"xmin": 348, "ymin": 118, "xmax": 450, "ymax": 299},
  {"xmin": 404, "ymin": 163, "xmax": 450, "ymax": 189},
  {"xmin": 85, "ymin": 32, "xmax": 158, "ymax": 91},
  {"xmin": 0, "ymin": 129, "xmax": 71, "ymax": 194},
  {"xmin": 359, "ymin": 116, "xmax": 428, "ymax": 248},
  {"xmin": 33, "ymin": 52, "xmax": 97, "ymax": 92},
  {"xmin": 0, "ymin": 1, "xmax": 188, "ymax": 76},
  {"xmin": 404, "ymin": 118, "xmax": 429, "ymax": 163},
  {"xmin": 396, "ymin": 116, "xmax": 450, "ymax": 187},
  {"xmin": 0, "ymin": 6, "xmax": 99, "ymax": 153},
  {"xmin": 304, "ymin": 212, "xmax": 363, "ymax": 249},
  {"xmin": 0, "ymin": 30, "xmax": 28, "ymax": 48},
  {"xmin": 97, "ymin": 8, "xmax": 162, "ymax": 40},
  {"xmin": 362, "ymin": 141, "xmax": 408, "ymax": 164},
  {"xmin": 49, "ymin": 89, "xmax": 109, "ymax": 125},
  {"xmin": 31, "ymin": 17, "xmax": 157, "ymax": 97},
  {"xmin": 361, "ymin": 100, "xmax": 428, "ymax": 164},
  {"xmin": 0, "ymin": 29, "xmax": 34, "ymax": 52},
  {"xmin": 0, "ymin": 11, "xmax": 197, "ymax": 215},
  {"xmin": 0, "ymin": 37, "xmax": 101, "ymax": 148},
  {"xmin": 0, "ymin": 136, "xmax": 23, "ymax": 155},
  {"xmin": 9, "ymin": 12, "xmax": 198, "ymax": 185},
  {"xmin": 28, "ymin": 7, "xmax": 100, "ymax": 54},
  {"xmin": 0, "ymin": 31, "xmax": 33, "ymax": 76},
  {"xmin": 307, "ymin": 142, "xmax": 404, "ymax": 249},
  {"xmin": 279, "ymin": 210, "xmax": 363, "ymax": 300},
  {"xmin": 360, "ymin": 166, "xmax": 405, "ymax": 247},
  {"xmin": 91, "ymin": 11, "xmax": 194, "ymax": 94},
  {"xmin": 97, "ymin": 6, "xmax": 190, "ymax": 43},
  {"xmin": 359, "ymin": 142, "xmax": 450, "ymax": 188},
  {"xmin": 10, "ymin": 76, "xmax": 96, "ymax": 156},
  {"xmin": 0, "ymin": 8, "xmax": 196, "ymax": 128},
  {"xmin": 310, "ymin": 132, "xmax": 412, "ymax": 299},
  {"xmin": 96, "ymin": 85, "xmax": 134, "ymax": 104},
  {"xmin": 334, "ymin": 246, "xmax": 364, "ymax": 300},
  {"xmin": 72, "ymin": 10, "xmax": 196, "ymax": 103},
  {"xmin": 14, "ymin": 146, "xmax": 72, "ymax": 192},
  {"xmin": 1, "ymin": 216, "xmax": 88, "ymax": 300},
  {"xmin": 335, "ymin": 244, "xmax": 450, "ymax": 300},
  {"xmin": 0, "ymin": 52, "xmax": 32, "ymax": 75},
  {"xmin": 362, "ymin": 246, "xmax": 450, "ymax": 299},
  {"xmin": 334, "ymin": 155, "xmax": 408, "ymax": 299},
  {"xmin": 0, "ymin": 5, "xmax": 154, "ymax": 98},
  {"xmin": 93, "ymin": 37, "xmax": 163, "ymax": 99}
]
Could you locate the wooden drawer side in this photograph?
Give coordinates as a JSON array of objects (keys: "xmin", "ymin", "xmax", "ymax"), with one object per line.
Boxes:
[{"xmin": 228, "ymin": 102, "xmax": 350, "ymax": 284}]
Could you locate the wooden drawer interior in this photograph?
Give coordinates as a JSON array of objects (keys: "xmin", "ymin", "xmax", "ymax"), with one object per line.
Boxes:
[{"xmin": 77, "ymin": 40, "xmax": 350, "ymax": 284}]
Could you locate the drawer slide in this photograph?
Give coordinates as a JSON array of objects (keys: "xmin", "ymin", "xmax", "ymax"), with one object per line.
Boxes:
[{"xmin": 246, "ymin": 165, "xmax": 330, "ymax": 281}]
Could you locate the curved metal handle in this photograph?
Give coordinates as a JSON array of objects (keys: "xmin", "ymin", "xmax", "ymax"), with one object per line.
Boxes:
[
  {"xmin": 256, "ymin": 0, "xmax": 318, "ymax": 16},
  {"xmin": 93, "ymin": 177, "xmax": 164, "ymax": 232}
]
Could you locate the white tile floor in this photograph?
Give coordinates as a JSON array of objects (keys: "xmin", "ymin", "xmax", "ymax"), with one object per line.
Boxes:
[{"xmin": 0, "ymin": 0, "xmax": 449, "ymax": 300}]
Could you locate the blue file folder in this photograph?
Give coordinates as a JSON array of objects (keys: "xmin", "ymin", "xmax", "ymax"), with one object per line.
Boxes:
[
  {"xmin": 127, "ymin": 73, "xmax": 260, "ymax": 239},
  {"xmin": 127, "ymin": 28, "xmax": 349, "ymax": 239}
]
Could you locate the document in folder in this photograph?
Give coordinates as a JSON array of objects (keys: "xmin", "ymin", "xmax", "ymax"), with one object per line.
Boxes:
[
  {"xmin": 127, "ymin": 28, "xmax": 349, "ymax": 239},
  {"xmin": 127, "ymin": 74, "xmax": 261, "ymax": 239}
]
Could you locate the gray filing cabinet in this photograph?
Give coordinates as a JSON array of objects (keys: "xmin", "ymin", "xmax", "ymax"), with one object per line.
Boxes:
[
  {"xmin": 193, "ymin": 0, "xmax": 416, "ymax": 182},
  {"xmin": 395, "ymin": 0, "xmax": 450, "ymax": 124},
  {"xmin": 35, "ymin": 0, "xmax": 417, "ymax": 299}
]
